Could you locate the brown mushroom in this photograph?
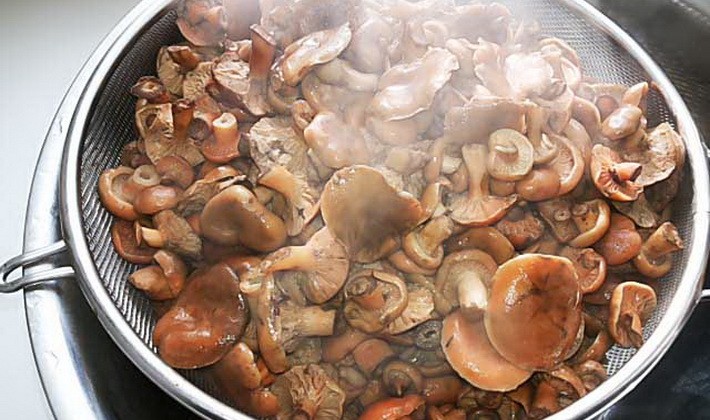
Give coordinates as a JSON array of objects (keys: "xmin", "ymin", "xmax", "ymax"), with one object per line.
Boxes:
[
  {"xmin": 590, "ymin": 144, "xmax": 643, "ymax": 202},
  {"xmin": 486, "ymin": 129, "xmax": 534, "ymax": 182},
  {"xmin": 445, "ymin": 97, "xmax": 526, "ymax": 144},
  {"xmin": 568, "ymin": 199, "xmax": 611, "ymax": 248},
  {"xmin": 211, "ymin": 51, "xmax": 271, "ymax": 117},
  {"xmin": 422, "ymin": 376, "xmax": 466, "ymax": 406},
  {"xmin": 620, "ymin": 122, "xmax": 684, "ymax": 187},
  {"xmin": 201, "ymin": 112, "xmax": 241, "ymax": 164},
  {"xmin": 402, "ymin": 215, "xmax": 455, "ymax": 270},
  {"xmin": 434, "ymin": 250, "xmax": 497, "ymax": 319},
  {"xmin": 175, "ymin": 174, "xmax": 238, "ymax": 217},
  {"xmin": 137, "ymin": 210, "xmax": 202, "ymax": 260},
  {"xmin": 608, "ymin": 281, "xmax": 657, "ymax": 348},
  {"xmin": 515, "ymin": 167, "xmax": 561, "ymax": 202},
  {"xmin": 133, "ymin": 185, "xmax": 182, "ymax": 216},
  {"xmin": 128, "ymin": 250, "xmax": 187, "ymax": 300},
  {"xmin": 387, "ymin": 251, "xmax": 437, "ymax": 276},
  {"xmin": 444, "ymin": 227, "xmax": 515, "ymax": 264},
  {"xmin": 385, "ymin": 287, "xmax": 436, "ymax": 334},
  {"xmin": 322, "ymin": 327, "xmax": 369, "ymax": 364},
  {"xmin": 495, "ymin": 208, "xmax": 545, "ymax": 250},
  {"xmin": 155, "ymin": 156, "xmax": 194, "ymax": 189},
  {"xmin": 212, "ymin": 342, "xmax": 262, "ymax": 391},
  {"xmin": 442, "ymin": 311, "xmax": 532, "ymax": 392},
  {"xmin": 130, "ymin": 76, "xmax": 170, "ymax": 104},
  {"xmin": 99, "ymin": 166, "xmax": 141, "ymax": 221},
  {"xmin": 358, "ymin": 395, "xmax": 425, "ymax": 420},
  {"xmin": 135, "ymin": 103, "xmax": 204, "ymax": 166},
  {"xmin": 153, "ymin": 263, "xmax": 247, "ymax": 369},
  {"xmin": 352, "ymin": 338, "xmax": 396, "ymax": 375},
  {"xmin": 537, "ymin": 197, "xmax": 579, "ymax": 243},
  {"xmin": 594, "ymin": 213, "xmax": 642, "ymax": 266},
  {"xmin": 601, "ymin": 104, "xmax": 644, "ymax": 141},
  {"xmin": 449, "ymin": 144, "xmax": 518, "ymax": 226},
  {"xmin": 271, "ymin": 364, "xmax": 346, "ymax": 419},
  {"xmin": 321, "ymin": 166, "xmax": 424, "ymax": 263},
  {"xmin": 548, "ymin": 134, "xmax": 585, "ymax": 196},
  {"xmin": 200, "ymin": 185, "xmax": 287, "ymax": 252},
  {"xmin": 574, "ymin": 360, "xmax": 608, "ymax": 392},
  {"xmin": 183, "ymin": 62, "xmax": 214, "ymax": 102},
  {"xmin": 258, "ymin": 165, "xmax": 317, "ymax": 237},
  {"xmin": 559, "ymin": 247, "xmax": 607, "ymax": 294},
  {"xmin": 176, "ymin": 0, "xmax": 226, "ymax": 47},
  {"xmin": 612, "ymin": 194, "xmax": 664, "ymax": 229},
  {"xmin": 633, "ymin": 222, "xmax": 683, "ymax": 278},
  {"xmin": 111, "ymin": 219, "xmax": 157, "ymax": 264},
  {"xmin": 343, "ymin": 269, "xmax": 409, "ymax": 333},
  {"xmin": 485, "ymin": 254, "xmax": 582, "ymax": 371},
  {"xmin": 381, "ymin": 360, "xmax": 425, "ymax": 397},
  {"xmin": 303, "ymin": 112, "xmax": 371, "ymax": 169}
]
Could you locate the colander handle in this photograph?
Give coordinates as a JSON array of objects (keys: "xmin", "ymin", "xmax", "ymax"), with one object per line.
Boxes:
[{"xmin": 0, "ymin": 240, "xmax": 74, "ymax": 293}]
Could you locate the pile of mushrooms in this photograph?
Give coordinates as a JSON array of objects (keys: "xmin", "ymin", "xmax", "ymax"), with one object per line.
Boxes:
[{"xmin": 99, "ymin": 0, "xmax": 687, "ymax": 419}]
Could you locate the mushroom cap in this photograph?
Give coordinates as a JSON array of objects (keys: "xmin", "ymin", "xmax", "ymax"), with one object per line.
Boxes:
[
  {"xmin": 608, "ymin": 281, "xmax": 657, "ymax": 348},
  {"xmin": 153, "ymin": 263, "xmax": 247, "ymax": 369},
  {"xmin": 537, "ymin": 197, "xmax": 578, "ymax": 243},
  {"xmin": 183, "ymin": 62, "xmax": 214, "ymax": 102},
  {"xmin": 590, "ymin": 144, "xmax": 643, "ymax": 202},
  {"xmin": 248, "ymin": 116, "xmax": 311, "ymax": 176},
  {"xmin": 321, "ymin": 166, "xmax": 424, "ymax": 263},
  {"xmin": 435, "ymin": 250, "xmax": 497, "ymax": 317},
  {"xmin": 303, "ymin": 112, "xmax": 371, "ymax": 169},
  {"xmin": 281, "ymin": 23, "xmax": 352, "ymax": 87},
  {"xmin": 343, "ymin": 269, "xmax": 409, "ymax": 333},
  {"xmin": 486, "ymin": 129, "xmax": 534, "ymax": 182},
  {"xmin": 385, "ymin": 287, "xmax": 435, "ymax": 334},
  {"xmin": 559, "ymin": 247, "xmax": 607, "ymax": 294},
  {"xmin": 548, "ymin": 134, "xmax": 585, "ymax": 196},
  {"xmin": 594, "ymin": 213, "xmax": 642, "ymax": 266},
  {"xmin": 154, "ymin": 210, "xmax": 203, "ymax": 260},
  {"xmin": 445, "ymin": 97, "xmax": 526, "ymax": 144},
  {"xmin": 135, "ymin": 103, "xmax": 204, "ymax": 166},
  {"xmin": 212, "ymin": 342, "xmax": 262, "ymax": 391},
  {"xmin": 633, "ymin": 222, "xmax": 683, "ymax": 279},
  {"xmin": 99, "ymin": 166, "xmax": 140, "ymax": 221},
  {"xmin": 612, "ymin": 194, "xmax": 662, "ymax": 229},
  {"xmin": 494, "ymin": 209, "xmax": 546, "ymax": 250},
  {"xmin": 271, "ymin": 364, "xmax": 346, "ymax": 420},
  {"xmin": 157, "ymin": 47, "xmax": 184, "ymax": 96},
  {"xmin": 212, "ymin": 51, "xmax": 271, "ymax": 116},
  {"xmin": 485, "ymin": 254, "xmax": 583, "ymax": 371},
  {"xmin": 601, "ymin": 104, "xmax": 643, "ymax": 140},
  {"xmin": 370, "ymin": 47, "xmax": 459, "ymax": 121},
  {"xmin": 200, "ymin": 185, "xmax": 287, "ymax": 252},
  {"xmin": 622, "ymin": 122, "xmax": 684, "ymax": 187},
  {"xmin": 176, "ymin": 0, "xmax": 226, "ymax": 47},
  {"xmin": 442, "ymin": 311, "xmax": 532, "ymax": 391},
  {"xmin": 258, "ymin": 165, "xmax": 318, "ymax": 237},
  {"xmin": 111, "ymin": 219, "xmax": 157, "ymax": 264},
  {"xmin": 515, "ymin": 168, "xmax": 561, "ymax": 202},
  {"xmin": 568, "ymin": 199, "xmax": 611, "ymax": 248},
  {"xmin": 444, "ymin": 227, "xmax": 515, "ymax": 264}
]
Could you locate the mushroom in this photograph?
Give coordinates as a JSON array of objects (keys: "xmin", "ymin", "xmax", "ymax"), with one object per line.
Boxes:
[
  {"xmin": 422, "ymin": 375, "xmax": 465, "ymax": 406},
  {"xmin": 434, "ymin": 250, "xmax": 497, "ymax": 319},
  {"xmin": 619, "ymin": 122, "xmax": 685, "ymax": 187},
  {"xmin": 137, "ymin": 210, "xmax": 202, "ymax": 260},
  {"xmin": 441, "ymin": 311, "xmax": 532, "ymax": 392},
  {"xmin": 612, "ymin": 194, "xmax": 663, "ymax": 229},
  {"xmin": 449, "ymin": 144, "xmax": 518, "ymax": 226},
  {"xmin": 111, "ymin": 219, "xmax": 157, "ymax": 264},
  {"xmin": 633, "ymin": 222, "xmax": 684, "ymax": 278},
  {"xmin": 381, "ymin": 360, "xmax": 425, "ymax": 396},
  {"xmin": 486, "ymin": 129, "xmax": 534, "ymax": 182},
  {"xmin": 128, "ymin": 250, "xmax": 188, "ymax": 300},
  {"xmin": 352, "ymin": 338, "xmax": 396, "ymax": 375},
  {"xmin": 485, "ymin": 254, "xmax": 582, "ymax": 371},
  {"xmin": 200, "ymin": 185, "xmax": 287, "ymax": 252},
  {"xmin": 548, "ymin": 134, "xmax": 585, "ymax": 196},
  {"xmin": 255, "ymin": 275, "xmax": 336, "ymax": 373},
  {"xmin": 155, "ymin": 156, "xmax": 194, "ymax": 189},
  {"xmin": 157, "ymin": 47, "xmax": 186, "ymax": 96},
  {"xmin": 271, "ymin": 364, "xmax": 346, "ymax": 420},
  {"xmin": 515, "ymin": 167, "xmax": 561, "ymax": 202},
  {"xmin": 280, "ymin": 23, "xmax": 352, "ymax": 87},
  {"xmin": 99, "ymin": 166, "xmax": 141, "ymax": 221},
  {"xmin": 133, "ymin": 185, "xmax": 182, "ymax": 216},
  {"xmin": 526, "ymin": 105, "xmax": 560, "ymax": 165},
  {"xmin": 248, "ymin": 116, "xmax": 311, "ymax": 176},
  {"xmin": 343, "ymin": 269, "xmax": 409, "ymax": 333},
  {"xmin": 152, "ymin": 263, "xmax": 247, "ymax": 369},
  {"xmin": 130, "ymin": 76, "xmax": 170, "ymax": 104},
  {"xmin": 601, "ymin": 104, "xmax": 644, "ymax": 141},
  {"xmin": 201, "ymin": 112, "xmax": 241, "ymax": 164},
  {"xmin": 444, "ymin": 97, "xmax": 526, "ymax": 144},
  {"xmin": 370, "ymin": 47, "xmax": 459, "ymax": 121},
  {"xmin": 559, "ymin": 247, "xmax": 607, "ymax": 294},
  {"xmin": 258, "ymin": 165, "xmax": 318, "ymax": 236},
  {"xmin": 135, "ymin": 103, "xmax": 204, "ymax": 166},
  {"xmin": 402, "ymin": 215, "xmax": 456, "ymax": 270},
  {"xmin": 387, "ymin": 251, "xmax": 436, "ymax": 276},
  {"xmin": 322, "ymin": 327, "xmax": 369, "ymax": 364},
  {"xmin": 444, "ymin": 227, "xmax": 515, "ymax": 264},
  {"xmin": 303, "ymin": 112, "xmax": 371, "ymax": 169},
  {"xmin": 211, "ymin": 51, "xmax": 271, "ymax": 117},
  {"xmin": 212, "ymin": 342, "xmax": 262, "ymax": 391},
  {"xmin": 358, "ymin": 395, "xmax": 425, "ymax": 420},
  {"xmin": 175, "ymin": 174, "xmax": 238, "ymax": 217},
  {"xmin": 608, "ymin": 281, "xmax": 657, "ymax": 348},
  {"xmin": 495, "ymin": 208, "xmax": 545, "ymax": 250},
  {"xmin": 248, "ymin": 24, "xmax": 277, "ymax": 80},
  {"xmin": 574, "ymin": 360, "xmax": 608, "ymax": 392},
  {"xmin": 594, "ymin": 213, "xmax": 642, "ymax": 266},
  {"xmin": 590, "ymin": 144, "xmax": 643, "ymax": 202},
  {"xmin": 524, "ymin": 232, "xmax": 562, "ymax": 256},
  {"xmin": 320, "ymin": 166, "xmax": 424, "ymax": 263},
  {"xmin": 175, "ymin": 0, "xmax": 226, "ymax": 47},
  {"xmin": 385, "ymin": 287, "xmax": 435, "ymax": 334},
  {"xmin": 314, "ymin": 58, "xmax": 379, "ymax": 92},
  {"xmin": 536, "ymin": 197, "xmax": 579, "ymax": 244},
  {"xmin": 183, "ymin": 62, "xmax": 214, "ymax": 101},
  {"xmin": 568, "ymin": 199, "xmax": 611, "ymax": 248}
]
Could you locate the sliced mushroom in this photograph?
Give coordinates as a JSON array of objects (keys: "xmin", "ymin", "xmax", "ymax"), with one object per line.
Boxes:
[
  {"xmin": 303, "ymin": 112, "xmax": 370, "ymax": 169},
  {"xmin": 434, "ymin": 250, "xmax": 497, "ymax": 319},
  {"xmin": 200, "ymin": 185, "xmax": 287, "ymax": 252},
  {"xmin": 559, "ymin": 247, "xmax": 607, "ymax": 294},
  {"xmin": 445, "ymin": 97, "xmax": 526, "ymax": 144},
  {"xmin": 590, "ymin": 144, "xmax": 643, "ymax": 202},
  {"xmin": 620, "ymin": 122, "xmax": 684, "ymax": 187},
  {"xmin": 608, "ymin": 281, "xmax": 657, "ymax": 348},
  {"xmin": 280, "ymin": 23, "xmax": 352, "ymax": 87},
  {"xmin": 444, "ymin": 227, "xmax": 515, "ymax": 264},
  {"xmin": 495, "ymin": 208, "xmax": 545, "ymax": 250},
  {"xmin": 321, "ymin": 166, "xmax": 424, "ymax": 263},
  {"xmin": 138, "ymin": 210, "xmax": 202, "ymax": 260},
  {"xmin": 258, "ymin": 165, "xmax": 317, "ymax": 236},
  {"xmin": 442, "ymin": 311, "xmax": 532, "ymax": 392},
  {"xmin": 633, "ymin": 222, "xmax": 683, "ymax": 278},
  {"xmin": 153, "ymin": 263, "xmax": 247, "ymax": 369},
  {"xmin": 487, "ymin": 129, "xmax": 534, "ymax": 182},
  {"xmin": 385, "ymin": 287, "xmax": 435, "ymax": 334},
  {"xmin": 128, "ymin": 250, "xmax": 187, "ymax": 300},
  {"xmin": 449, "ymin": 144, "xmax": 518, "ymax": 226},
  {"xmin": 343, "ymin": 269, "xmax": 409, "ymax": 333},
  {"xmin": 111, "ymin": 219, "xmax": 157, "ymax": 264},
  {"xmin": 271, "ymin": 364, "xmax": 346, "ymax": 419},
  {"xmin": 136, "ymin": 103, "xmax": 204, "ymax": 166},
  {"xmin": 485, "ymin": 254, "xmax": 582, "ymax": 371},
  {"xmin": 594, "ymin": 213, "xmax": 642, "ymax": 266},
  {"xmin": 402, "ymin": 215, "xmax": 455, "ymax": 270}
]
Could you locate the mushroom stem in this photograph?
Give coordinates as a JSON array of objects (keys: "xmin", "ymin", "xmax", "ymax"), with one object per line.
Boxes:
[
  {"xmin": 456, "ymin": 272, "xmax": 488, "ymax": 319},
  {"xmin": 213, "ymin": 112, "xmax": 240, "ymax": 146},
  {"xmin": 462, "ymin": 144, "xmax": 488, "ymax": 200},
  {"xmin": 418, "ymin": 216, "xmax": 456, "ymax": 252},
  {"xmin": 173, "ymin": 100, "xmax": 195, "ymax": 142},
  {"xmin": 494, "ymin": 144, "xmax": 518, "ymax": 156},
  {"xmin": 124, "ymin": 165, "xmax": 161, "ymax": 199},
  {"xmin": 612, "ymin": 162, "xmax": 642, "ymax": 183},
  {"xmin": 167, "ymin": 45, "xmax": 200, "ymax": 71},
  {"xmin": 642, "ymin": 222, "xmax": 683, "ymax": 261},
  {"xmin": 347, "ymin": 275, "xmax": 387, "ymax": 311},
  {"xmin": 283, "ymin": 305, "xmax": 336, "ymax": 337},
  {"xmin": 425, "ymin": 137, "xmax": 449, "ymax": 183}
]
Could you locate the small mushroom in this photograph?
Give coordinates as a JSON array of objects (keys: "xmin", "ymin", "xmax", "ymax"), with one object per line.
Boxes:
[
  {"xmin": 536, "ymin": 197, "xmax": 578, "ymax": 243},
  {"xmin": 358, "ymin": 395, "xmax": 425, "ymax": 420},
  {"xmin": 515, "ymin": 167, "xmax": 561, "ymax": 202},
  {"xmin": 176, "ymin": 174, "xmax": 238, "ymax": 217},
  {"xmin": 303, "ymin": 112, "xmax": 371, "ymax": 169},
  {"xmin": 343, "ymin": 269, "xmax": 409, "ymax": 333},
  {"xmin": 485, "ymin": 254, "xmax": 582, "ymax": 371},
  {"xmin": 280, "ymin": 23, "xmax": 352, "ymax": 87},
  {"xmin": 111, "ymin": 219, "xmax": 157, "ymax": 264},
  {"xmin": 137, "ymin": 210, "xmax": 202, "ymax": 260},
  {"xmin": 314, "ymin": 58, "xmax": 379, "ymax": 92},
  {"xmin": 574, "ymin": 360, "xmax": 608, "ymax": 392},
  {"xmin": 321, "ymin": 166, "xmax": 424, "ymax": 263},
  {"xmin": 248, "ymin": 24, "xmax": 277, "ymax": 80},
  {"xmin": 135, "ymin": 103, "xmax": 204, "ymax": 166},
  {"xmin": 128, "ymin": 250, "xmax": 188, "ymax": 300},
  {"xmin": 258, "ymin": 165, "xmax": 317, "ymax": 236},
  {"xmin": 153, "ymin": 263, "xmax": 247, "ymax": 369},
  {"xmin": 155, "ymin": 156, "xmax": 194, "ymax": 189},
  {"xmin": 590, "ymin": 144, "xmax": 643, "ymax": 202},
  {"xmin": 449, "ymin": 144, "xmax": 518, "ymax": 226},
  {"xmin": 385, "ymin": 287, "xmax": 436, "ymax": 334},
  {"xmin": 352, "ymin": 338, "xmax": 396, "ymax": 375},
  {"xmin": 608, "ymin": 281, "xmax": 657, "ymax": 348},
  {"xmin": 548, "ymin": 134, "xmax": 585, "ymax": 196},
  {"xmin": 322, "ymin": 327, "xmax": 369, "ymax": 364},
  {"xmin": 133, "ymin": 185, "xmax": 182, "ymax": 216},
  {"xmin": 559, "ymin": 247, "xmax": 607, "ymax": 294},
  {"xmin": 402, "ymin": 216, "xmax": 456, "ymax": 270},
  {"xmin": 633, "ymin": 222, "xmax": 683, "ymax": 278},
  {"xmin": 445, "ymin": 97, "xmax": 526, "ymax": 144},
  {"xmin": 130, "ymin": 76, "xmax": 170, "ymax": 104},
  {"xmin": 568, "ymin": 199, "xmax": 611, "ymax": 248},
  {"xmin": 271, "ymin": 364, "xmax": 346, "ymax": 420},
  {"xmin": 183, "ymin": 62, "xmax": 214, "ymax": 102},
  {"xmin": 176, "ymin": 0, "xmax": 226, "ymax": 47},
  {"xmin": 434, "ymin": 250, "xmax": 497, "ymax": 319},
  {"xmin": 387, "ymin": 251, "xmax": 436, "ymax": 276},
  {"xmin": 212, "ymin": 342, "xmax": 262, "ymax": 391},
  {"xmin": 442, "ymin": 311, "xmax": 532, "ymax": 392},
  {"xmin": 99, "ymin": 166, "xmax": 140, "ymax": 221},
  {"xmin": 486, "ymin": 129, "xmax": 534, "ymax": 182},
  {"xmin": 612, "ymin": 194, "xmax": 663, "ymax": 228},
  {"xmin": 594, "ymin": 213, "xmax": 642, "ymax": 266},
  {"xmin": 422, "ymin": 375, "xmax": 465, "ymax": 406},
  {"xmin": 382, "ymin": 360, "xmax": 425, "ymax": 396},
  {"xmin": 601, "ymin": 104, "xmax": 644, "ymax": 141},
  {"xmin": 495, "ymin": 208, "xmax": 545, "ymax": 250},
  {"xmin": 201, "ymin": 112, "xmax": 241, "ymax": 164},
  {"xmin": 620, "ymin": 122, "xmax": 685, "ymax": 187},
  {"xmin": 444, "ymin": 227, "xmax": 515, "ymax": 264},
  {"xmin": 200, "ymin": 185, "xmax": 287, "ymax": 252}
]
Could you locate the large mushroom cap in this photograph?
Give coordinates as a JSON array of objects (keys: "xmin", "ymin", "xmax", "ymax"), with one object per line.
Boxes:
[
  {"xmin": 321, "ymin": 166, "xmax": 424, "ymax": 263},
  {"xmin": 303, "ymin": 112, "xmax": 370, "ymax": 169},
  {"xmin": 485, "ymin": 254, "xmax": 583, "ymax": 371},
  {"xmin": 442, "ymin": 311, "xmax": 532, "ymax": 391}
]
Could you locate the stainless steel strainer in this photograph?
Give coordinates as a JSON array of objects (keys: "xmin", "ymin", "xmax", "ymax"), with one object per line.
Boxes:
[{"xmin": 2, "ymin": 0, "xmax": 710, "ymax": 418}]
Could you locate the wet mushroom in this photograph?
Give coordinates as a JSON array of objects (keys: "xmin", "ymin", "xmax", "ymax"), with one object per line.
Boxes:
[
  {"xmin": 211, "ymin": 51, "xmax": 271, "ymax": 117},
  {"xmin": 486, "ymin": 129, "xmax": 534, "ymax": 182},
  {"xmin": 303, "ymin": 112, "xmax": 371, "ymax": 169},
  {"xmin": 590, "ymin": 144, "xmax": 643, "ymax": 202},
  {"xmin": 449, "ymin": 144, "xmax": 518, "ymax": 226},
  {"xmin": 343, "ymin": 269, "xmax": 409, "ymax": 333},
  {"xmin": 352, "ymin": 338, "xmax": 396, "ymax": 376},
  {"xmin": 633, "ymin": 222, "xmax": 683, "ymax": 278},
  {"xmin": 201, "ymin": 112, "xmax": 241, "ymax": 164},
  {"xmin": 559, "ymin": 247, "xmax": 607, "ymax": 294},
  {"xmin": 442, "ymin": 311, "xmax": 532, "ymax": 392},
  {"xmin": 111, "ymin": 219, "xmax": 157, "ymax": 264},
  {"xmin": 601, "ymin": 104, "xmax": 644, "ymax": 141},
  {"xmin": 381, "ymin": 360, "xmax": 425, "ymax": 397},
  {"xmin": 99, "ymin": 166, "xmax": 141, "ymax": 221},
  {"xmin": 258, "ymin": 165, "xmax": 317, "ymax": 236},
  {"xmin": 434, "ymin": 250, "xmax": 497, "ymax": 319},
  {"xmin": 515, "ymin": 167, "xmax": 561, "ymax": 202},
  {"xmin": 135, "ymin": 103, "xmax": 204, "ymax": 166},
  {"xmin": 547, "ymin": 134, "xmax": 585, "ymax": 196},
  {"xmin": 271, "ymin": 364, "xmax": 346, "ymax": 419},
  {"xmin": 608, "ymin": 281, "xmax": 657, "ymax": 348},
  {"xmin": 322, "ymin": 327, "xmax": 369, "ymax": 364},
  {"xmin": 495, "ymin": 208, "xmax": 546, "ymax": 250},
  {"xmin": 402, "ymin": 215, "xmax": 456, "ymax": 270},
  {"xmin": 568, "ymin": 199, "xmax": 611, "ymax": 248},
  {"xmin": 445, "ymin": 97, "xmax": 526, "ymax": 144},
  {"xmin": 133, "ymin": 185, "xmax": 182, "ymax": 216},
  {"xmin": 358, "ymin": 395, "xmax": 425, "ymax": 420},
  {"xmin": 153, "ymin": 263, "xmax": 247, "ymax": 369},
  {"xmin": 176, "ymin": 0, "xmax": 226, "ymax": 47},
  {"xmin": 422, "ymin": 375, "xmax": 465, "ymax": 406},
  {"xmin": 131, "ymin": 76, "xmax": 170, "ymax": 104},
  {"xmin": 444, "ymin": 226, "xmax": 515, "ymax": 264},
  {"xmin": 137, "ymin": 210, "xmax": 202, "ymax": 260},
  {"xmin": 485, "ymin": 254, "xmax": 582, "ymax": 371},
  {"xmin": 594, "ymin": 213, "xmax": 642, "ymax": 266},
  {"xmin": 175, "ymin": 174, "xmax": 238, "ymax": 217},
  {"xmin": 573, "ymin": 360, "xmax": 608, "ymax": 392},
  {"xmin": 385, "ymin": 287, "xmax": 436, "ymax": 335},
  {"xmin": 620, "ymin": 122, "xmax": 684, "ymax": 187},
  {"xmin": 200, "ymin": 185, "xmax": 287, "ymax": 252},
  {"xmin": 128, "ymin": 250, "xmax": 188, "ymax": 300},
  {"xmin": 155, "ymin": 156, "xmax": 194, "ymax": 189},
  {"xmin": 280, "ymin": 24, "xmax": 352, "ymax": 87},
  {"xmin": 212, "ymin": 342, "xmax": 262, "ymax": 391}
]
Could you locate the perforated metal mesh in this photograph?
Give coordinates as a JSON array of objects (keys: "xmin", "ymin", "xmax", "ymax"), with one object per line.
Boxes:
[{"xmin": 78, "ymin": 0, "xmax": 696, "ymax": 416}]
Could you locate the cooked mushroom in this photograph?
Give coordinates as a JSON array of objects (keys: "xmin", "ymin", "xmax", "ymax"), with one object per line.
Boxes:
[
  {"xmin": 445, "ymin": 97, "xmax": 526, "ymax": 144},
  {"xmin": 133, "ymin": 185, "xmax": 182, "ymax": 216},
  {"xmin": 559, "ymin": 247, "xmax": 607, "ymax": 294},
  {"xmin": 590, "ymin": 144, "xmax": 643, "ymax": 202},
  {"xmin": 99, "ymin": 166, "xmax": 141, "ymax": 221},
  {"xmin": 402, "ymin": 216, "xmax": 455, "ymax": 270},
  {"xmin": 280, "ymin": 23, "xmax": 352, "ymax": 87},
  {"xmin": 594, "ymin": 213, "xmax": 642, "ymax": 266},
  {"xmin": 620, "ymin": 122, "xmax": 685, "ymax": 187},
  {"xmin": 128, "ymin": 250, "xmax": 188, "ymax": 300},
  {"xmin": 422, "ymin": 375, "xmax": 465, "ymax": 406},
  {"xmin": 358, "ymin": 395, "xmax": 425, "ymax": 420},
  {"xmin": 568, "ymin": 199, "xmax": 611, "ymax": 248},
  {"xmin": 200, "ymin": 185, "xmax": 287, "ymax": 252},
  {"xmin": 131, "ymin": 76, "xmax": 170, "ymax": 104},
  {"xmin": 153, "ymin": 263, "xmax": 247, "ymax": 368},
  {"xmin": 385, "ymin": 286, "xmax": 435, "ymax": 334},
  {"xmin": 321, "ymin": 166, "xmax": 423, "ymax": 263},
  {"xmin": 258, "ymin": 165, "xmax": 317, "ymax": 236},
  {"xmin": 213, "ymin": 342, "xmax": 262, "ymax": 391},
  {"xmin": 485, "ymin": 254, "xmax": 582, "ymax": 371},
  {"xmin": 175, "ymin": 174, "xmax": 238, "ymax": 217},
  {"xmin": 495, "ymin": 208, "xmax": 546, "ymax": 250},
  {"xmin": 449, "ymin": 144, "xmax": 518, "ymax": 226},
  {"xmin": 633, "ymin": 222, "xmax": 683, "ymax": 278},
  {"xmin": 612, "ymin": 194, "xmax": 663, "ymax": 229},
  {"xmin": 442, "ymin": 311, "xmax": 532, "ymax": 391},
  {"xmin": 271, "ymin": 364, "xmax": 346, "ymax": 419},
  {"xmin": 601, "ymin": 104, "xmax": 644, "ymax": 141},
  {"xmin": 155, "ymin": 156, "xmax": 194, "ymax": 189},
  {"xmin": 444, "ymin": 226, "xmax": 515, "ymax": 264},
  {"xmin": 387, "ymin": 251, "xmax": 437, "ymax": 276},
  {"xmin": 136, "ymin": 103, "xmax": 204, "ymax": 166},
  {"xmin": 343, "ymin": 269, "xmax": 409, "ymax": 333},
  {"xmin": 137, "ymin": 210, "xmax": 202, "ymax": 260},
  {"xmin": 573, "ymin": 360, "xmax": 608, "ymax": 392},
  {"xmin": 381, "ymin": 360, "xmax": 425, "ymax": 396},
  {"xmin": 176, "ymin": 0, "xmax": 226, "ymax": 47},
  {"xmin": 322, "ymin": 327, "xmax": 369, "ymax": 363},
  {"xmin": 434, "ymin": 250, "xmax": 497, "ymax": 319},
  {"xmin": 211, "ymin": 51, "xmax": 271, "ymax": 116},
  {"xmin": 183, "ymin": 62, "xmax": 214, "ymax": 101},
  {"xmin": 303, "ymin": 112, "xmax": 371, "ymax": 169},
  {"xmin": 352, "ymin": 338, "xmax": 396, "ymax": 375},
  {"xmin": 111, "ymin": 219, "xmax": 157, "ymax": 264},
  {"xmin": 548, "ymin": 134, "xmax": 585, "ymax": 196},
  {"xmin": 201, "ymin": 112, "xmax": 241, "ymax": 164},
  {"xmin": 487, "ymin": 129, "xmax": 534, "ymax": 182},
  {"xmin": 515, "ymin": 167, "xmax": 561, "ymax": 202},
  {"xmin": 608, "ymin": 281, "xmax": 657, "ymax": 348},
  {"xmin": 536, "ymin": 197, "xmax": 578, "ymax": 243}
]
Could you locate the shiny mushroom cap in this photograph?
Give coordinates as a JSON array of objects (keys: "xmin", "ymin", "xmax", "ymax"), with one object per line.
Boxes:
[
  {"xmin": 176, "ymin": 0, "xmax": 226, "ymax": 47},
  {"xmin": 594, "ymin": 213, "xmax": 642, "ymax": 266},
  {"xmin": 99, "ymin": 166, "xmax": 140, "ymax": 221},
  {"xmin": 434, "ymin": 250, "xmax": 497, "ymax": 319},
  {"xmin": 559, "ymin": 247, "xmax": 607, "ymax": 294},
  {"xmin": 321, "ymin": 166, "xmax": 424, "ymax": 263},
  {"xmin": 385, "ymin": 287, "xmax": 435, "ymax": 335},
  {"xmin": 271, "ymin": 364, "xmax": 346, "ymax": 419},
  {"xmin": 486, "ymin": 129, "xmax": 534, "ymax": 182},
  {"xmin": 590, "ymin": 144, "xmax": 643, "ymax": 202},
  {"xmin": 485, "ymin": 254, "xmax": 583, "ymax": 371},
  {"xmin": 281, "ymin": 23, "xmax": 352, "ymax": 87},
  {"xmin": 608, "ymin": 281, "xmax": 657, "ymax": 348},
  {"xmin": 444, "ymin": 226, "xmax": 516, "ymax": 264},
  {"xmin": 258, "ymin": 165, "xmax": 318, "ymax": 237},
  {"xmin": 402, "ymin": 215, "xmax": 456, "ymax": 270}
]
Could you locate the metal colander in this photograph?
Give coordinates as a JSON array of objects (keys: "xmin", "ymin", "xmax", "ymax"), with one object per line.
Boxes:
[{"xmin": 1, "ymin": 0, "xmax": 708, "ymax": 419}]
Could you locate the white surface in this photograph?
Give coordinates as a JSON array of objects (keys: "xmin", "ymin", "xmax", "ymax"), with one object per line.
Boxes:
[{"xmin": 0, "ymin": 0, "xmax": 139, "ymax": 418}]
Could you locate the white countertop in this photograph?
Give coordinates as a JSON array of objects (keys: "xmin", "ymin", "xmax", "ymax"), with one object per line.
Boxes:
[{"xmin": 0, "ymin": 0, "xmax": 139, "ymax": 417}]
